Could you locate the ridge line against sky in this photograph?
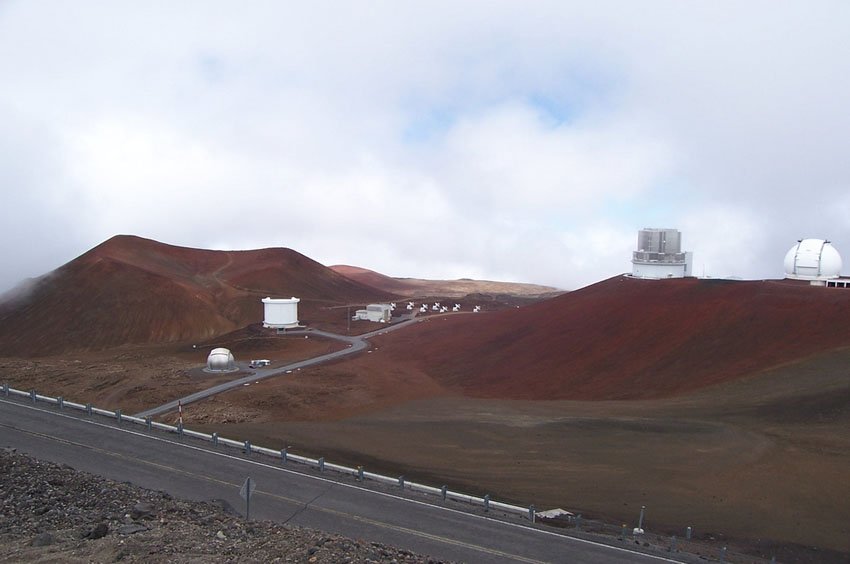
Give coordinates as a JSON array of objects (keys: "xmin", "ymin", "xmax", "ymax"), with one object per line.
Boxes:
[{"xmin": 1, "ymin": 1, "xmax": 849, "ymax": 292}]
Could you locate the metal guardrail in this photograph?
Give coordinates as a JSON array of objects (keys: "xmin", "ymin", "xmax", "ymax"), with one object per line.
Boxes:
[{"xmin": 1, "ymin": 384, "xmax": 535, "ymax": 521}]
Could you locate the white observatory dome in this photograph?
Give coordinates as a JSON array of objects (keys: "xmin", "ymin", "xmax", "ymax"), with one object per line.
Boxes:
[
  {"xmin": 206, "ymin": 347, "xmax": 237, "ymax": 372},
  {"xmin": 784, "ymin": 239, "xmax": 842, "ymax": 280}
]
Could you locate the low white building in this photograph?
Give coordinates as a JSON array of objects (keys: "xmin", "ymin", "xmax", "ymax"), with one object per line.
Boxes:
[{"xmin": 353, "ymin": 303, "xmax": 392, "ymax": 323}]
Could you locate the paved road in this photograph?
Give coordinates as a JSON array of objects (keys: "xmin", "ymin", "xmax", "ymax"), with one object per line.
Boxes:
[
  {"xmin": 136, "ymin": 317, "xmax": 417, "ymax": 419},
  {"xmin": 1, "ymin": 396, "xmax": 688, "ymax": 563}
]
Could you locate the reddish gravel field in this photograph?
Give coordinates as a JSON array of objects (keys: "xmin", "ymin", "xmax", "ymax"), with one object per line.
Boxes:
[
  {"xmin": 371, "ymin": 276, "xmax": 850, "ymax": 400},
  {"xmin": 2, "ymin": 237, "xmax": 850, "ymax": 561},
  {"xmin": 0, "ymin": 236, "xmax": 390, "ymax": 356}
]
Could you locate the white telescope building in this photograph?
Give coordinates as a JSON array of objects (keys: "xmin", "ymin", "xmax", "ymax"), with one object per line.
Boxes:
[
  {"xmin": 631, "ymin": 228, "xmax": 693, "ymax": 279},
  {"xmin": 784, "ymin": 239, "xmax": 843, "ymax": 284},
  {"xmin": 262, "ymin": 297, "xmax": 300, "ymax": 329}
]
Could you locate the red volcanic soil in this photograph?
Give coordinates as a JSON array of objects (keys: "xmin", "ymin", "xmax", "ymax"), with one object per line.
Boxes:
[
  {"xmin": 330, "ymin": 265, "xmax": 413, "ymax": 295},
  {"xmin": 375, "ymin": 276, "xmax": 850, "ymax": 400},
  {"xmin": 0, "ymin": 235, "xmax": 390, "ymax": 356},
  {"xmin": 330, "ymin": 265, "xmax": 563, "ymax": 300}
]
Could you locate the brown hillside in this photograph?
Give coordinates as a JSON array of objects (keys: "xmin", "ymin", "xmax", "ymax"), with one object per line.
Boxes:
[
  {"xmin": 0, "ymin": 235, "xmax": 390, "ymax": 355},
  {"xmin": 330, "ymin": 265, "xmax": 413, "ymax": 295},
  {"xmin": 376, "ymin": 276, "xmax": 850, "ymax": 400},
  {"xmin": 330, "ymin": 264, "xmax": 563, "ymax": 298}
]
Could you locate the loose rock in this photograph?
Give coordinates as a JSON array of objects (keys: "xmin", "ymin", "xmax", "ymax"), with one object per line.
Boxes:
[{"xmin": 0, "ymin": 449, "xmax": 452, "ymax": 563}]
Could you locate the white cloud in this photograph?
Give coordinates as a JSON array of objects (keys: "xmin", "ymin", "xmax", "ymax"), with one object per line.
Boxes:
[
  {"xmin": 1, "ymin": 1, "xmax": 849, "ymax": 292},
  {"xmin": 680, "ymin": 206, "xmax": 770, "ymax": 280}
]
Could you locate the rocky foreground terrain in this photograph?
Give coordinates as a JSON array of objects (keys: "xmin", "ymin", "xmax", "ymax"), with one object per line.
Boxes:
[{"xmin": 0, "ymin": 448, "xmax": 448, "ymax": 563}]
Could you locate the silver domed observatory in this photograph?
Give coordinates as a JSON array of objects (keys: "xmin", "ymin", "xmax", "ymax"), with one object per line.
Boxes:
[{"xmin": 206, "ymin": 347, "xmax": 237, "ymax": 373}]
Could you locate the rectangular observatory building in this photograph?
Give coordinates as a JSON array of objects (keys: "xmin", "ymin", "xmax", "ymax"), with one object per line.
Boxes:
[{"xmin": 631, "ymin": 228, "xmax": 693, "ymax": 279}]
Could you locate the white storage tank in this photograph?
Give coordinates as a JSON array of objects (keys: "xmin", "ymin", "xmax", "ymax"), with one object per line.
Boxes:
[{"xmin": 262, "ymin": 297, "xmax": 300, "ymax": 329}]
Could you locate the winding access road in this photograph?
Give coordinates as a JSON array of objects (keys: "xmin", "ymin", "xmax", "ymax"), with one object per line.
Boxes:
[
  {"xmin": 136, "ymin": 317, "xmax": 416, "ymax": 419},
  {"xmin": 0, "ymin": 395, "xmax": 690, "ymax": 563}
]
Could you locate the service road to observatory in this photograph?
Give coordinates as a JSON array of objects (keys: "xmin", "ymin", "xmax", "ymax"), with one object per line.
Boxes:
[
  {"xmin": 0, "ymin": 397, "xmax": 688, "ymax": 563},
  {"xmin": 136, "ymin": 320, "xmax": 416, "ymax": 419}
]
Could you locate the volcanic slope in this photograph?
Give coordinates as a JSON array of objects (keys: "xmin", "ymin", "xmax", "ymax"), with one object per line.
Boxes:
[
  {"xmin": 0, "ymin": 235, "xmax": 389, "ymax": 356},
  {"xmin": 330, "ymin": 264, "xmax": 562, "ymax": 299},
  {"xmin": 377, "ymin": 275, "xmax": 850, "ymax": 400}
]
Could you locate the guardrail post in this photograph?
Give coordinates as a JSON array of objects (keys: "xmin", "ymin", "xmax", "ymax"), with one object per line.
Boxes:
[
  {"xmin": 318, "ymin": 457, "xmax": 325, "ymax": 472},
  {"xmin": 86, "ymin": 403, "xmax": 92, "ymax": 416},
  {"xmin": 244, "ymin": 440, "xmax": 251, "ymax": 455},
  {"xmin": 2, "ymin": 383, "xmax": 8, "ymax": 396},
  {"xmin": 115, "ymin": 409, "xmax": 122, "ymax": 424},
  {"xmin": 357, "ymin": 466, "xmax": 364, "ymax": 481},
  {"xmin": 212, "ymin": 432, "xmax": 218, "ymax": 446},
  {"xmin": 398, "ymin": 475, "xmax": 405, "ymax": 489},
  {"xmin": 719, "ymin": 546, "xmax": 727, "ymax": 563},
  {"xmin": 669, "ymin": 535, "xmax": 677, "ymax": 552},
  {"xmin": 441, "ymin": 485, "xmax": 447, "ymax": 500},
  {"xmin": 280, "ymin": 447, "xmax": 286, "ymax": 462},
  {"xmin": 484, "ymin": 494, "xmax": 490, "ymax": 512},
  {"xmin": 529, "ymin": 505, "xmax": 535, "ymax": 523},
  {"xmin": 638, "ymin": 505, "xmax": 646, "ymax": 531},
  {"xmin": 57, "ymin": 396, "xmax": 64, "ymax": 409},
  {"xmin": 30, "ymin": 389, "xmax": 36, "ymax": 403},
  {"xmin": 177, "ymin": 422, "xmax": 184, "ymax": 438},
  {"xmin": 685, "ymin": 526, "xmax": 692, "ymax": 539},
  {"xmin": 620, "ymin": 524, "xmax": 628, "ymax": 540},
  {"xmin": 575, "ymin": 514, "xmax": 582, "ymax": 530},
  {"xmin": 145, "ymin": 417, "xmax": 152, "ymax": 431}
]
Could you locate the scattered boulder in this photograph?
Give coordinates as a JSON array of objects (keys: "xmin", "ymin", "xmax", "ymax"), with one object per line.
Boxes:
[
  {"xmin": 117, "ymin": 524, "xmax": 148, "ymax": 535},
  {"xmin": 130, "ymin": 502, "xmax": 153, "ymax": 519},
  {"xmin": 83, "ymin": 522, "xmax": 109, "ymax": 540},
  {"xmin": 30, "ymin": 532, "xmax": 54, "ymax": 547},
  {"xmin": 1, "ymin": 448, "xmax": 450, "ymax": 562}
]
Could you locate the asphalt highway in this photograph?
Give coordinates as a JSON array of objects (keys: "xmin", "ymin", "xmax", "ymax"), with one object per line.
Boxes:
[{"xmin": 1, "ymin": 396, "xmax": 690, "ymax": 563}]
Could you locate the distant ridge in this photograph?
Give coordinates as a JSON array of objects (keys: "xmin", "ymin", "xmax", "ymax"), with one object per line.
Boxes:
[
  {"xmin": 330, "ymin": 264, "xmax": 563, "ymax": 298},
  {"xmin": 0, "ymin": 235, "xmax": 388, "ymax": 355},
  {"xmin": 377, "ymin": 275, "xmax": 850, "ymax": 400}
]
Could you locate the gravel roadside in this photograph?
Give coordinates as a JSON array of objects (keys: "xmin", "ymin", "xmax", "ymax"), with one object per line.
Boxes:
[{"xmin": 0, "ymin": 447, "xmax": 452, "ymax": 563}]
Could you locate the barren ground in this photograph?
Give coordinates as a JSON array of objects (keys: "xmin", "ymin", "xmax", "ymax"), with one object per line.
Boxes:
[{"xmin": 3, "ymin": 338, "xmax": 849, "ymax": 563}]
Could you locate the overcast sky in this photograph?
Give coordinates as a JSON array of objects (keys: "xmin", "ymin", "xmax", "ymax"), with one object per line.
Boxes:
[{"xmin": 1, "ymin": 1, "xmax": 849, "ymax": 292}]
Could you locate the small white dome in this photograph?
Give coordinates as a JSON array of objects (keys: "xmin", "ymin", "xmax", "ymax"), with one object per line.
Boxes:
[
  {"xmin": 784, "ymin": 239, "xmax": 842, "ymax": 280},
  {"xmin": 206, "ymin": 347, "xmax": 236, "ymax": 372}
]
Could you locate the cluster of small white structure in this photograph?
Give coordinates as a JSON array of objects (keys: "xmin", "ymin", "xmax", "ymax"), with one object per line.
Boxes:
[{"xmin": 406, "ymin": 301, "xmax": 481, "ymax": 314}]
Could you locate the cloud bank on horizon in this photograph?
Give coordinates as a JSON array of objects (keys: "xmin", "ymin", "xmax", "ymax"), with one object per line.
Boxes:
[{"xmin": 1, "ymin": 1, "xmax": 849, "ymax": 292}]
